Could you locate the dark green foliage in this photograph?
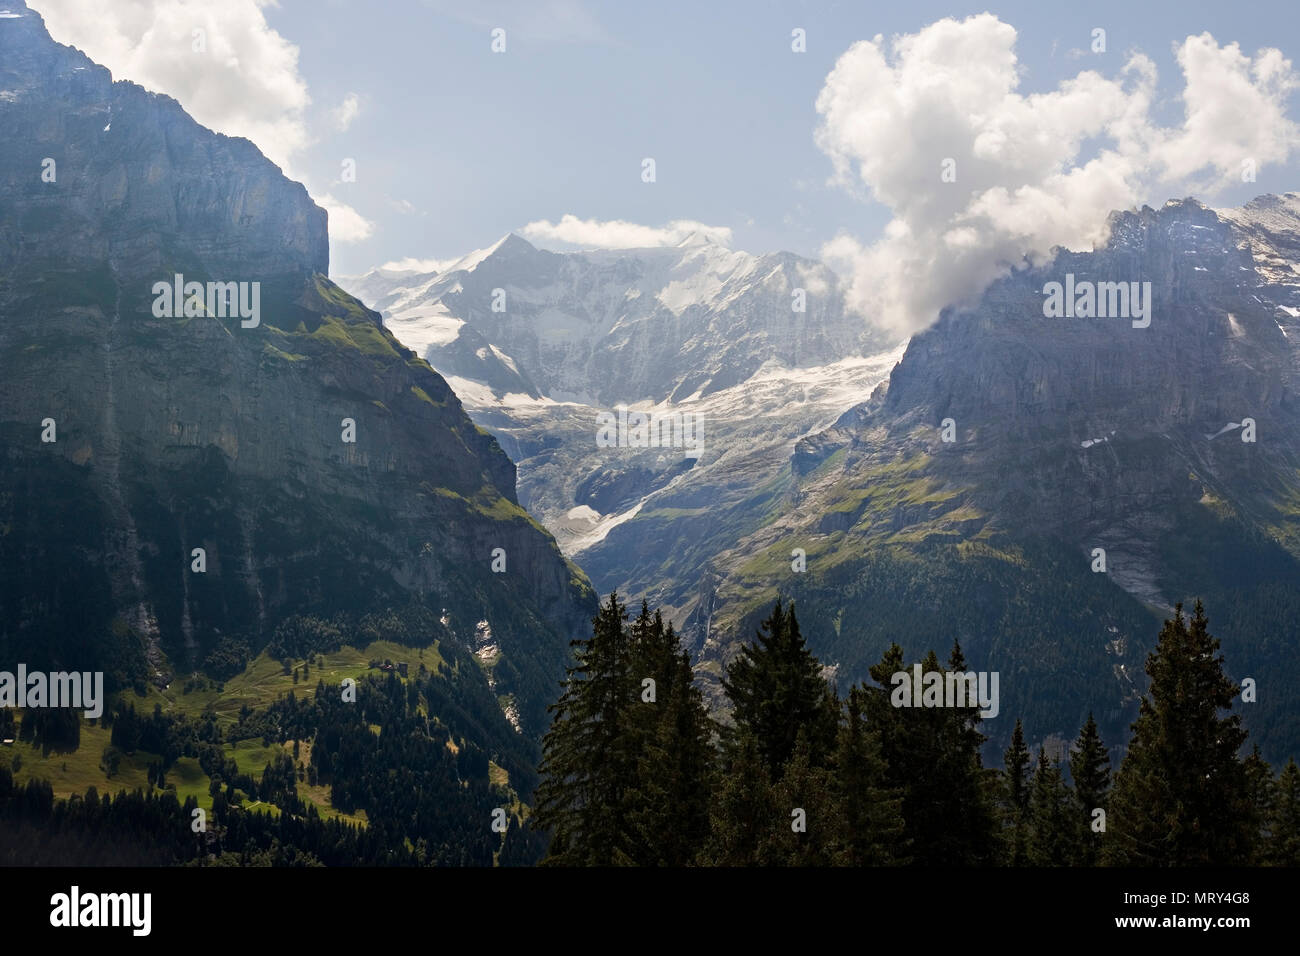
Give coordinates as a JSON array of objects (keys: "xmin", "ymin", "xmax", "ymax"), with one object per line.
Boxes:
[
  {"xmin": 707, "ymin": 609, "xmax": 915, "ymax": 866},
  {"xmin": 499, "ymin": 814, "xmax": 547, "ymax": 867},
  {"xmin": 766, "ymin": 731, "xmax": 839, "ymax": 865},
  {"xmin": 1027, "ymin": 748, "xmax": 1075, "ymax": 866},
  {"xmin": 832, "ymin": 686, "xmax": 906, "ymax": 865},
  {"xmin": 721, "ymin": 600, "xmax": 837, "ymax": 778},
  {"xmin": 1151, "ymin": 507, "xmax": 1300, "ymax": 764},
  {"xmin": 309, "ymin": 674, "xmax": 504, "ymax": 865},
  {"xmin": 1271, "ymin": 760, "xmax": 1300, "ymax": 866},
  {"xmin": 533, "ymin": 593, "xmax": 639, "ymax": 865},
  {"xmin": 763, "ymin": 538, "xmax": 1155, "ymax": 758},
  {"xmin": 1244, "ymin": 744, "xmax": 1276, "ymax": 864},
  {"xmin": 1069, "ymin": 713, "xmax": 1110, "ymax": 865},
  {"xmin": 0, "ymin": 763, "xmax": 398, "ymax": 866},
  {"xmin": 268, "ymin": 616, "xmax": 343, "ymax": 661},
  {"xmin": 533, "ymin": 594, "xmax": 717, "ymax": 866},
  {"xmin": 865, "ymin": 643, "xmax": 999, "ymax": 866},
  {"xmin": 1001, "ymin": 718, "xmax": 1031, "ymax": 865},
  {"xmin": 704, "ymin": 733, "xmax": 777, "ymax": 865},
  {"xmin": 1004, "ymin": 719, "xmax": 1031, "ymax": 812},
  {"xmin": 624, "ymin": 604, "xmax": 715, "ymax": 865},
  {"xmin": 18, "ymin": 707, "xmax": 81, "ymax": 755},
  {"xmin": 202, "ymin": 637, "xmax": 251, "ymax": 681},
  {"xmin": 707, "ymin": 600, "xmax": 843, "ymax": 865},
  {"xmin": 1104, "ymin": 601, "xmax": 1256, "ymax": 866},
  {"xmin": 83, "ymin": 625, "xmax": 536, "ymax": 867}
]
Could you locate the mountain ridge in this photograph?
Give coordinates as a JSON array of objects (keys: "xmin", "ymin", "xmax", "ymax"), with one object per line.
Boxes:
[{"xmin": 687, "ymin": 192, "xmax": 1300, "ymax": 762}]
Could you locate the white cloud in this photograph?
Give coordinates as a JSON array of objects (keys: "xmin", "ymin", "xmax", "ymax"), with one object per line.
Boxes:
[
  {"xmin": 520, "ymin": 215, "xmax": 732, "ymax": 249},
  {"xmin": 376, "ymin": 256, "xmax": 458, "ymax": 273},
  {"xmin": 331, "ymin": 92, "xmax": 360, "ymax": 132},
  {"xmin": 33, "ymin": 0, "xmax": 310, "ymax": 171},
  {"xmin": 814, "ymin": 15, "xmax": 1300, "ymax": 336},
  {"xmin": 795, "ymin": 262, "xmax": 830, "ymax": 297},
  {"xmin": 1154, "ymin": 35, "xmax": 1298, "ymax": 188},
  {"xmin": 316, "ymin": 194, "xmax": 374, "ymax": 243}
]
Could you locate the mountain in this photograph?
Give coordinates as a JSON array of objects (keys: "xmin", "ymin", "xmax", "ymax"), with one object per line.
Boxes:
[
  {"xmin": 690, "ymin": 195, "xmax": 1300, "ymax": 763},
  {"xmin": 345, "ymin": 234, "xmax": 900, "ymax": 624},
  {"xmin": 0, "ymin": 0, "xmax": 592, "ymax": 766},
  {"xmin": 357, "ymin": 232, "xmax": 879, "ymax": 404},
  {"xmin": 352, "ymin": 193, "xmax": 1300, "ymax": 765}
]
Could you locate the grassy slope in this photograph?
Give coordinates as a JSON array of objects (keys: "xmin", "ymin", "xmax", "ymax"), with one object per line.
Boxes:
[{"xmin": 0, "ymin": 637, "xmax": 524, "ymax": 831}]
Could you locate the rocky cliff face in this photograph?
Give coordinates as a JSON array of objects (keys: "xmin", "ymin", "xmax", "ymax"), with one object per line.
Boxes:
[
  {"xmin": 692, "ymin": 196, "xmax": 1300, "ymax": 763},
  {"xmin": 0, "ymin": 3, "xmax": 326, "ymax": 280},
  {"xmin": 792, "ymin": 197, "xmax": 1300, "ymax": 601},
  {"xmin": 0, "ymin": 1, "xmax": 593, "ymax": 735}
]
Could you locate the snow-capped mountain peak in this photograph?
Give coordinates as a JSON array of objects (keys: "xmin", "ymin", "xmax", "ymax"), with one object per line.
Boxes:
[{"xmin": 348, "ymin": 235, "xmax": 889, "ymax": 406}]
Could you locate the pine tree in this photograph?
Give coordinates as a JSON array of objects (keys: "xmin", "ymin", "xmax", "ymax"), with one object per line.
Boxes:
[
  {"xmin": 1028, "ymin": 746, "xmax": 1076, "ymax": 866},
  {"xmin": 943, "ymin": 641, "xmax": 1002, "ymax": 866},
  {"xmin": 1244, "ymin": 744, "xmax": 1276, "ymax": 865},
  {"xmin": 1004, "ymin": 719, "xmax": 1031, "ymax": 810},
  {"xmin": 833, "ymin": 686, "xmax": 907, "ymax": 865},
  {"xmin": 722, "ymin": 600, "xmax": 837, "ymax": 778},
  {"xmin": 534, "ymin": 592, "xmax": 638, "ymax": 865},
  {"xmin": 1104, "ymin": 601, "xmax": 1256, "ymax": 866},
  {"xmin": 627, "ymin": 600, "xmax": 661, "ymax": 682},
  {"xmin": 768, "ymin": 730, "xmax": 840, "ymax": 865},
  {"xmin": 1270, "ymin": 759, "xmax": 1300, "ymax": 866},
  {"xmin": 709, "ymin": 600, "xmax": 837, "ymax": 864},
  {"xmin": 1069, "ymin": 713, "xmax": 1110, "ymax": 866},
  {"xmin": 703, "ymin": 731, "xmax": 777, "ymax": 865},
  {"xmin": 867, "ymin": 643, "xmax": 998, "ymax": 865},
  {"xmin": 625, "ymin": 606, "xmax": 716, "ymax": 865},
  {"xmin": 1002, "ymin": 718, "xmax": 1031, "ymax": 865}
]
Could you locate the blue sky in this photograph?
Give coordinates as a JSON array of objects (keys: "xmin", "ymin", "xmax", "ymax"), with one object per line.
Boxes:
[
  {"xmin": 29, "ymin": 0, "xmax": 1300, "ymax": 318},
  {"xmin": 271, "ymin": 0, "xmax": 1300, "ymax": 274}
]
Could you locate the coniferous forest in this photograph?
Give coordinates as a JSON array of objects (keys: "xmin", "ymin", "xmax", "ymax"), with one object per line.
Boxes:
[
  {"xmin": 4, "ymin": 593, "xmax": 1296, "ymax": 868},
  {"xmin": 531, "ymin": 594, "xmax": 1300, "ymax": 867}
]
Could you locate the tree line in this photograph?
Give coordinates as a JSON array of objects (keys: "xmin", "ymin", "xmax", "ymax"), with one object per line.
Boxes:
[
  {"xmin": 532, "ymin": 594, "xmax": 1300, "ymax": 866},
  {"xmin": 4, "ymin": 593, "xmax": 1297, "ymax": 866}
]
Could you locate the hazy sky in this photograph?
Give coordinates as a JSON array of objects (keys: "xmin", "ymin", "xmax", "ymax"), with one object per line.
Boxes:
[{"xmin": 26, "ymin": 0, "xmax": 1300, "ymax": 329}]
